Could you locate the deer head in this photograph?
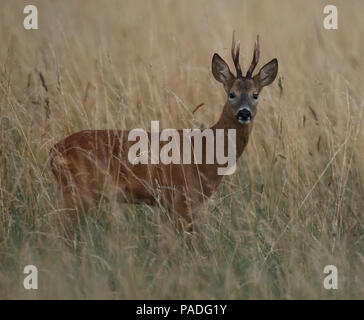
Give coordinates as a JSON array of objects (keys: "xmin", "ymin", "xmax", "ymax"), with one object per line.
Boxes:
[{"xmin": 212, "ymin": 32, "xmax": 278, "ymax": 124}]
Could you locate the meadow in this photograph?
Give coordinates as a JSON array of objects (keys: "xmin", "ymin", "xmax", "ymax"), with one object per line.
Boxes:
[{"xmin": 0, "ymin": 0, "xmax": 363, "ymax": 299}]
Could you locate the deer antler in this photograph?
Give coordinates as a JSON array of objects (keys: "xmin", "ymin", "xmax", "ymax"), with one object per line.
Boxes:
[
  {"xmin": 246, "ymin": 35, "xmax": 260, "ymax": 78},
  {"xmin": 231, "ymin": 31, "xmax": 242, "ymax": 78}
]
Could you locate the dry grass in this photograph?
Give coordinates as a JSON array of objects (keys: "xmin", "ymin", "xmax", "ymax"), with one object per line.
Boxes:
[{"xmin": 0, "ymin": 0, "xmax": 363, "ymax": 299}]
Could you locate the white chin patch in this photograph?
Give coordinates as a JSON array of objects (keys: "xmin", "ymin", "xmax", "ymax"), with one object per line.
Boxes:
[{"xmin": 237, "ymin": 119, "xmax": 251, "ymax": 124}]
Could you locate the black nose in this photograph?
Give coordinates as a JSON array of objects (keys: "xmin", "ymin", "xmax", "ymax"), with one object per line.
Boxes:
[{"xmin": 236, "ymin": 108, "xmax": 252, "ymax": 122}]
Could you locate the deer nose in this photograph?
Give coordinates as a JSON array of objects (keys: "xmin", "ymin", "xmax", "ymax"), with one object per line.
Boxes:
[{"xmin": 236, "ymin": 107, "xmax": 252, "ymax": 124}]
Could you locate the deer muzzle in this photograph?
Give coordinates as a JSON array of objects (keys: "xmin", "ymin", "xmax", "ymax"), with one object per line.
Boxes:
[{"xmin": 236, "ymin": 107, "xmax": 252, "ymax": 124}]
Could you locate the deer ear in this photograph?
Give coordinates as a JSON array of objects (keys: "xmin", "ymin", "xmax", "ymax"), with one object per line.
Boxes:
[
  {"xmin": 212, "ymin": 53, "xmax": 234, "ymax": 90},
  {"xmin": 254, "ymin": 58, "xmax": 278, "ymax": 88}
]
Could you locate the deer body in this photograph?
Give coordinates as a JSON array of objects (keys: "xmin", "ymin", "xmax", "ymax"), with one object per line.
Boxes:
[{"xmin": 50, "ymin": 33, "xmax": 278, "ymax": 231}]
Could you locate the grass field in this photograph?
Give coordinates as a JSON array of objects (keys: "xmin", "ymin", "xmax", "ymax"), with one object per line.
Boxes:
[{"xmin": 0, "ymin": 0, "xmax": 363, "ymax": 299}]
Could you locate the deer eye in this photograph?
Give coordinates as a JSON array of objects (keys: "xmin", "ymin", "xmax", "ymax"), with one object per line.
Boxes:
[
  {"xmin": 253, "ymin": 93, "xmax": 259, "ymax": 99},
  {"xmin": 228, "ymin": 92, "xmax": 236, "ymax": 99}
]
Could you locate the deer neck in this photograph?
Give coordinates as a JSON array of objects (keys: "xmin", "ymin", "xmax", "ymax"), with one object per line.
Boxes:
[
  {"xmin": 211, "ymin": 103, "xmax": 253, "ymax": 159},
  {"xmin": 194, "ymin": 103, "xmax": 253, "ymax": 196}
]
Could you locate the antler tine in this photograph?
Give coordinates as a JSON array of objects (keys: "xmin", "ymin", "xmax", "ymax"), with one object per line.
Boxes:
[
  {"xmin": 246, "ymin": 35, "xmax": 260, "ymax": 78},
  {"xmin": 231, "ymin": 31, "xmax": 242, "ymax": 78}
]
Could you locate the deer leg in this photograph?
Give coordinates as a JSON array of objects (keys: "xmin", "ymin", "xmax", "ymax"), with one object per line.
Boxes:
[
  {"xmin": 54, "ymin": 168, "xmax": 81, "ymax": 236},
  {"xmin": 59, "ymin": 185, "xmax": 79, "ymax": 225},
  {"xmin": 178, "ymin": 210, "xmax": 194, "ymax": 233},
  {"xmin": 171, "ymin": 189, "xmax": 197, "ymax": 234}
]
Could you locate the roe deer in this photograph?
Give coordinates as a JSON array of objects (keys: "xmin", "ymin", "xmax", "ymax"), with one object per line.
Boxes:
[{"xmin": 50, "ymin": 32, "xmax": 278, "ymax": 233}]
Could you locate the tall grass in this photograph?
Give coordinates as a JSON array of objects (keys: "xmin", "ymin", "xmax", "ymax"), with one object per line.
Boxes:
[{"xmin": 0, "ymin": 0, "xmax": 363, "ymax": 299}]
